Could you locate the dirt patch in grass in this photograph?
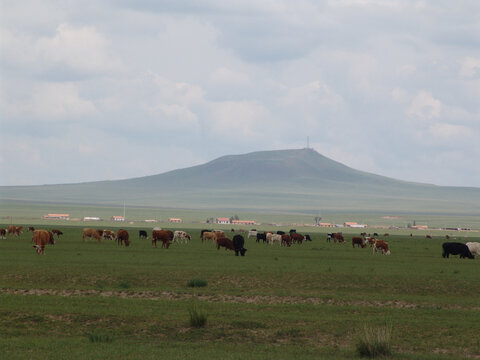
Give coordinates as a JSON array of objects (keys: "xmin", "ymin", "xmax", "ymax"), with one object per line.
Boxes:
[{"xmin": 2, "ymin": 287, "xmax": 479, "ymax": 311}]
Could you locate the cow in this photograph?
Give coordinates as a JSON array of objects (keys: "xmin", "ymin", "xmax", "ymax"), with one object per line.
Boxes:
[
  {"xmin": 445, "ymin": 235, "xmax": 450, "ymax": 240},
  {"xmin": 305, "ymin": 234, "xmax": 312, "ymax": 242},
  {"xmin": 266, "ymin": 232, "xmax": 273, "ymax": 244},
  {"xmin": 7, "ymin": 225, "xmax": 22, "ymax": 237},
  {"xmin": 32, "ymin": 229, "xmax": 55, "ymax": 255},
  {"xmin": 256, "ymin": 233, "xmax": 266, "ymax": 243},
  {"xmin": 152, "ymin": 230, "xmax": 173, "ymax": 248},
  {"xmin": 200, "ymin": 229, "xmax": 212, "ymax": 241},
  {"xmin": 365, "ymin": 237, "xmax": 377, "ymax": 247},
  {"xmin": 281, "ymin": 234, "xmax": 292, "ymax": 247},
  {"xmin": 276, "ymin": 231, "xmax": 285, "ymax": 235},
  {"xmin": 426, "ymin": 235, "xmax": 432, "ymax": 239},
  {"xmin": 247, "ymin": 230, "xmax": 257, "ymax": 239},
  {"xmin": 51, "ymin": 229, "xmax": 63, "ymax": 239},
  {"xmin": 216, "ymin": 237, "xmax": 234, "ymax": 251},
  {"xmin": 442, "ymin": 242, "xmax": 474, "ymax": 259},
  {"xmin": 270, "ymin": 233, "xmax": 282, "ymax": 245},
  {"xmin": 201, "ymin": 231, "xmax": 217, "ymax": 243},
  {"xmin": 466, "ymin": 242, "xmax": 480, "ymax": 256},
  {"xmin": 103, "ymin": 230, "xmax": 116, "ymax": 241},
  {"xmin": 82, "ymin": 228, "xmax": 102, "ymax": 242},
  {"xmin": 139, "ymin": 230, "xmax": 148, "ymax": 240},
  {"xmin": 289, "ymin": 229, "xmax": 296, "ymax": 235},
  {"xmin": 173, "ymin": 230, "xmax": 191, "ymax": 244},
  {"xmin": 0, "ymin": 229, "xmax": 6, "ymax": 239},
  {"xmin": 328, "ymin": 233, "xmax": 344, "ymax": 243},
  {"xmin": 290, "ymin": 233, "xmax": 305, "ymax": 244},
  {"xmin": 373, "ymin": 240, "xmax": 390, "ymax": 255},
  {"xmin": 28, "ymin": 226, "xmax": 35, "ymax": 232},
  {"xmin": 116, "ymin": 229, "xmax": 130, "ymax": 247},
  {"xmin": 232, "ymin": 235, "xmax": 247, "ymax": 256},
  {"xmin": 352, "ymin": 236, "xmax": 366, "ymax": 248}
]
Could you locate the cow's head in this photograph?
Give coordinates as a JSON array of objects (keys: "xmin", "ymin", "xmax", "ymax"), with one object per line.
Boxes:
[{"xmin": 240, "ymin": 248, "xmax": 247, "ymax": 256}]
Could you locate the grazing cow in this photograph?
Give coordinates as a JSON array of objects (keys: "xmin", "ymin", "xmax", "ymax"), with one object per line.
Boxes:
[
  {"xmin": 328, "ymin": 233, "xmax": 345, "ymax": 243},
  {"xmin": 266, "ymin": 232, "xmax": 273, "ymax": 244},
  {"xmin": 364, "ymin": 237, "xmax": 376, "ymax": 247},
  {"xmin": 305, "ymin": 234, "xmax": 312, "ymax": 242},
  {"xmin": 103, "ymin": 230, "xmax": 116, "ymax": 241},
  {"xmin": 281, "ymin": 234, "xmax": 292, "ymax": 247},
  {"xmin": 232, "ymin": 235, "xmax": 247, "ymax": 256},
  {"xmin": 352, "ymin": 237, "xmax": 366, "ymax": 248},
  {"xmin": 28, "ymin": 226, "xmax": 35, "ymax": 232},
  {"xmin": 276, "ymin": 231, "xmax": 285, "ymax": 235},
  {"xmin": 152, "ymin": 230, "xmax": 174, "ymax": 248},
  {"xmin": 290, "ymin": 233, "xmax": 305, "ymax": 244},
  {"xmin": 139, "ymin": 230, "xmax": 148, "ymax": 240},
  {"xmin": 270, "ymin": 233, "xmax": 282, "ymax": 245},
  {"xmin": 173, "ymin": 230, "xmax": 191, "ymax": 244},
  {"xmin": 7, "ymin": 225, "xmax": 22, "ymax": 237},
  {"xmin": 247, "ymin": 229, "xmax": 257, "ymax": 239},
  {"xmin": 116, "ymin": 229, "xmax": 130, "ymax": 247},
  {"xmin": 32, "ymin": 229, "xmax": 55, "ymax": 255},
  {"xmin": 51, "ymin": 229, "xmax": 63, "ymax": 239},
  {"xmin": 466, "ymin": 242, "xmax": 480, "ymax": 256},
  {"xmin": 256, "ymin": 233, "xmax": 267, "ymax": 243},
  {"xmin": 0, "ymin": 229, "xmax": 6, "ymax": 239},
  {"xmin": 373, "ymin": 240, "xmax": 390, "ymax": 255},
  {"xmin": 383, "ymin": 233, "xmax": 390, "ymax": 237},
  {"xmin": 200, "ymin": 229, "xmax": 212, "ymax": 241},
  {"xmin": 82, "ymin": 228, "xmax": 102, "ymax": 242},
  {"xmin": 442, "ymin": 242, "xmax": 474, "ymax": 259},
  {"xmin": 289, "ymin": 229, "xmax": 296, "ymax": 235},
  {"xmin": 445, "ymin": 235, "xmax": 450, "ymax": 240},
  {"xmin": 201, "ymin": 231, "xmax": 217, "ymax": 243},
  {"xmin": 373, "ymin": 232, "xmax": 379, "ymax": 237},
  {"xmin": 426, "ymin": 235, "xmax": 432, "ymax": 239},
  {"xmin": 216, "ymin": 237, "xmax": 235, "ymax": 251}
]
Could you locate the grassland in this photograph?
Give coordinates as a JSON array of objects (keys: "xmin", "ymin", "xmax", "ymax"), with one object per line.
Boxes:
[{"xmin": 0, "ymin": 221, "xmax": 479, "ymax": 359}]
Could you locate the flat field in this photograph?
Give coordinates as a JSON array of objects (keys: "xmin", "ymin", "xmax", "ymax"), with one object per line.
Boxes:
[{"xmin": 0, "ymin": 224, "xmax": 479, "ymax": 359}]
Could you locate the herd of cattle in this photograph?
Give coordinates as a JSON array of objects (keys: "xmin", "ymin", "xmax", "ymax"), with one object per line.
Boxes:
[{"xmin": 1, "ymin": 225, "xmax": 479, "ymax": 259}]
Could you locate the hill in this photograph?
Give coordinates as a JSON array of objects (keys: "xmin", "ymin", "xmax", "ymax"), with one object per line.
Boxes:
[{"xmin": 1, "ymin": 148, "xmax": 480, "ymax": 214}]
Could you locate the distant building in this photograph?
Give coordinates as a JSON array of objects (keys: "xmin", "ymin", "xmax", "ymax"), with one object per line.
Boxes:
[
  {"xmin": 169, "ymin": 218, "xmax": 183, "ymax": 223},
  {"xmin": 83, "ymin": 217, "xmax": 100, "ymax": 221},
  {"xmin": 231, "ymin": 220, "xmax": 255, "ymax": 225},
  {"xmin": 411, "ymin": 225, "xmax": 428, "ymax": 230},
  {"xmin": 216, "ymin": 217, "xmax": 230, "ymax": 224},
  {"xmin": 319, "ymin": 223, "xmax": 334, "ymax": 227},
  {"xmin": 144, "ymin": 219, "xmax": 158, "ymax": 223},
  {"xmin": 43, "ymin": 214, "xmax": 70, "ymax": 220},
  {"xmin": 111, "ymin": 216, "xmax": 125, "ymax": 222}
]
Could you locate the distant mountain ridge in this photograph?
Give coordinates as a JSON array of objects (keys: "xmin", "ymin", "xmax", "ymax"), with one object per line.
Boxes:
[{"xmin": 2, "ymin": 148, "xmax": 480, "ymax": 214}]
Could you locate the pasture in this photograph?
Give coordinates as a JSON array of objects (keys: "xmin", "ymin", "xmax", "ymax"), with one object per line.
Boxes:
[{"xmin": 0, "ymin": 225, "xmax": 479, "ymax": 359}]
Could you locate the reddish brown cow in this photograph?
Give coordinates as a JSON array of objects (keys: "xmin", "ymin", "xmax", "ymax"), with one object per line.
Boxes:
[
  {"xmin": 216, "ymin": 237, "xmax": 234, "ymax": 251},
  {"xmin": 7, "ymin": 225, "xmax": 23, "ymax": 237},
  {"xmin": 28, "ymin": 226, "xmax": 35, "ymax": 232},
  {"xmin": 281, "ymin": 234, "xmax": 292, "ymax": 247},
  {"xmin": 152, "ymin": 230, "xmax": 173, "ymax": 248},
  {"xmin": 425, "ymin": 235, "xmax": 432, "ymax": 239},
  {"xmin": 32, "ymin": 229, "xmax": 55, "ymax": 255},
  {"xmin": 373, "ymin": 240, "xmax": 391, "ymax": 255},
  {"xmin": 334, "ymin": 233, "xmax": 345, "ymax": 243},
  {"xmin": 290, "ymin": 233, "xmax": 305, "ymax": 244},
  {"xmin": 51, "ymin": 229, "xmax": 63, "ymax": 239},
  {"xmin": 352, "ymin": 237, "xmax": 366, "ymax": 248},
  {"xmin": 103, "ymin": 230, "xmax": 116, "ymax": 241},
  {"xmin": 116, "ymin": 229, "xmax": 130, "ymax": 247},
  {"xmin": 82, "ymin": 228, "xmax": 102, "ymax": 242}
]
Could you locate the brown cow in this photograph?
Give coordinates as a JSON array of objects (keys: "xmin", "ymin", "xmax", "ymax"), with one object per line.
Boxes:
[
  {"xmin": 51, "ymin": 229, "xmax": 63, "ymax": 239},
  {"xmin": 0, "ymin": 228, "xmax": 6, "ymax": 239},
  {"xmin": 32, "ymin": 229, "xmax": 55, "ymax": 255},
  {"xmin": 7, "ymin": 225, "xmax": 23, "ymax": 237},
  {"xmin": 103, "ymin": 230, "xmax": 116, "ymax": 241},
  {"xmin": 201, "ymin": 231, "xmax": 217, "ymax": 243},
  {"xmin": 28, "ymin": 226, "xmax": 35, "ymax": 232},
  {"xmin": 82, "ymin": 228, "xmax": 102, "ymax": 242},
  {"xmin": 334, "ymin": 233, "xmax": 345, "ymax": 243},
  {"xmin": 281, "ymin": 234, "xmax": 292, "ymax": 247},
  {"xmin": 426, "ymin": 235, "xmax": 432, "ymax": 239},
  {"xmin": 352, "ymin": 237, "xmax": 366, "ymax": 248},
  {"xmin": 373, "ymin": 240, "xmax": 391, "ymax": 255},
  {"xmin": 290, "ymin": 233, "xmax": 305, "ymax": 244},
  {"xmin": 216, "ymin": 237, "xmax": 234, "ymax": 251},
  {"xmin": 116, "ymin": 229, "xmax": 130, "ymax": 247},
  {"xmin": 152, "ymin": 230, "xmax": 173, "ymax": 248}
]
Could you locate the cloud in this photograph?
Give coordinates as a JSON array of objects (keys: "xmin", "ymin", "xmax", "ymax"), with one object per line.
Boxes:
[
  {"xmin": 460, "ymin": 57, "xmax": 480, "ymax": 78},
  {"xmin": 407, "ymin": 91, "xmax": 442, "ymax": 122},
  {"xmin": 210, "ymin": 67, "xmax": 250, "ymax": 86}
]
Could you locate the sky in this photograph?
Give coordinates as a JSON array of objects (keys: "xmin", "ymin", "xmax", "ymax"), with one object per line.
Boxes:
[{"xmin": 1, "ymin": 0, "xmax": 480, "ymax": 187}]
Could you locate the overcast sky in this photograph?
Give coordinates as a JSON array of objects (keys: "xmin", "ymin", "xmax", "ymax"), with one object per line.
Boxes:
[{"xmin": 1, "ymin": 0, "xmax": 480, "ymax": 187}]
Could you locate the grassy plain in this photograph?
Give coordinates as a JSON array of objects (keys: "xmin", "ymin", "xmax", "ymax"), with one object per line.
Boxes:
[{"xmin": 0, "ymin": 220, "xmax": 479, "ymax": 359}]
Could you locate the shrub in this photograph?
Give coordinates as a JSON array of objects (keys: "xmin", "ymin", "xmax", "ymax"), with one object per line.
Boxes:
[
  {"xmin": 187, "ymin": 278, "xmax": 207, "ymax": 288},
  {"xmin": 118, "ymin": 280, "xmax": 131, "ymax": 289},
  {"xmin": 87, "ymin": 331, "xmax": 115, "ymax": 343},
  {"xmin": 356, "ymin": 323, "xmax": 392, "ymax": 358},
  {"xmin": 188, "ymin": 301, "xmax": 207, "ymax": 328}
]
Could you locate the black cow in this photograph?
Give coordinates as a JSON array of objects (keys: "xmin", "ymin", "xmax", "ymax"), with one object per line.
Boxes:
[
  {"xmin": 256, "ymin": 233, "xmax": 266, "ymax": 243},
  {"xmin": 233, "ymin": 235, "xmax": 247, "ymax": 256},
  {"xmin": 305, "ymin": 234, "xmax": 312, "ymax": 242},
  {"xmin": 442, "ymin": 242, "xmax": 474, "ymax": 259},
  {"xmin": 289, "ymin": 229, "xmax": 296, "ymax": 235},
  {"xmin": 139, "ymin": 230, "xmax": 148, "ymax": 239},
  {"xmin": 276, "ymin": 231, "xmax": 285, "ymax": 235}
]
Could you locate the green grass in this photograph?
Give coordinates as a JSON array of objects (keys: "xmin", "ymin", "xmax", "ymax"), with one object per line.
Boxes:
[{"xmin": 0, "ymin": 224, "xmax": 479, "ymax": 359}]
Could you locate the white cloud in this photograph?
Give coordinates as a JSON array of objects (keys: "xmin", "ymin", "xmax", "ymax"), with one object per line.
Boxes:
[
  {"xmin": 407, "ymin": 91, "xmax": 442, "ymax": 121},
  {"xmin": 460, "ymin": 57, "xmax": 480, "ymax": 78},
  {"xmin": 428, "ymin": 123, "xmax": 473, "ymax": 141}
]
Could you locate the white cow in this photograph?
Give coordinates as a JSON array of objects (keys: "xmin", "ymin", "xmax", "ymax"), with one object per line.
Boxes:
[
  {"xmin": 270, "ymin": 234, "xmax": 282, "ymax": 245},
  {"xmin": 466, "ymin": 242, "xmax": 480, "ymax": 256},
  {"xmin": 173, "ymin": 231, "xmax": 191, "ymax": 244},
  {"xmin": 247, "ymin": 230, "xmax": 257, "ymax": 239}
]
